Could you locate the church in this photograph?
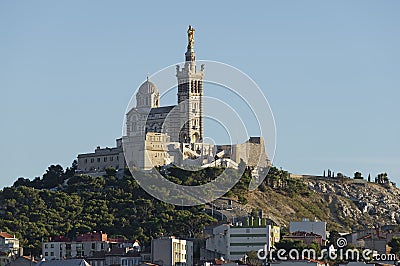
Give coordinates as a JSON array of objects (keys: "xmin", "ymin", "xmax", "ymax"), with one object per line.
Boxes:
[
  {"xmin": 122, "ymin": 26, "xmax": 270, "ymax": 171},
  {"xmin": 77, "ymin": 26, "xmax": 270, "ymax": 174}
]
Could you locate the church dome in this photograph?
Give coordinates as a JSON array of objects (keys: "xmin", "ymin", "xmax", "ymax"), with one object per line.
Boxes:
[
  {"xmin": 138, "ymin": 79, "xmax": 158, "ymax": 95},
  {"xmin": 136, "ymin": 77, "xmax": 160, "ymax": 108}
]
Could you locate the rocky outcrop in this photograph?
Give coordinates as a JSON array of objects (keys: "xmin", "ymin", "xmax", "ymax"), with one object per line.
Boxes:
[
  {"xmin": 306, "ymin": 179, "xmax": 400, "ymax": 228},
  {"xmin": 244, "ymin": 178, "xmax": 400, "ymax": 231}
]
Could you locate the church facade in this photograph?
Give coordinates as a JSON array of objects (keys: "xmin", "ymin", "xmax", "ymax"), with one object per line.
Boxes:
[
  {"xmin": 122, "ymin": 26, "xmax": 270, "ymax": 171},
  {"xmin": 77, "ymin": 26, "xmax": 270, "ymax": 174}
]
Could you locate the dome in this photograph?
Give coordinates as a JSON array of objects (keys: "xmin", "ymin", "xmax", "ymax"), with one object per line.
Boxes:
[
  {"xmin": 138, "ymin": 79, "xmax": 158, "ymax": 95},
  {"xmin": 136, "ymin": 77, "xmax": 160, "ymax": 108}
]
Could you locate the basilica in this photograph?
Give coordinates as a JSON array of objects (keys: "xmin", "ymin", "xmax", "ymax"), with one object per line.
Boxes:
[
  {"xmin": 77, "ymin": 26, "xmax": 270, "ymax": 174},
  {"xmin": 122, "ymin": 26, "xmax": 270, "ymax": 171}
]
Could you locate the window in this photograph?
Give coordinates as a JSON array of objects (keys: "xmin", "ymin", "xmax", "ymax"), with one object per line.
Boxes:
[
  {"xmin": 91, "ymin": 158, "xmax": 94, "ymax": 163},
  {"xmin": 50, "ymin": 252, "xmax": 54, "ymax": 256},
  {"xmin": 50, "ymin": 244, "xmax": 54, "ymax": 248},
  {"xmin": 45, "ymin": 252, "xmax": 48, "ymax": 256},
  {"xmin": 104, "ymin": 157, "xmax": 107, "ymax": 162},
  {"xmin": 110, "ymin": 157, "xmax": 113, "ymax": 161},
  {"xmin": 45, "ymin": 244, "xmax": 48, "ymax": 249},
  {"xmin": 92, "ymin": 243, "xmax": 96, "ymax": 250},
  {"xmin": 97, "ymin": 158, "xmax": 100, "ymax": 162},
  {"xmin": 84, "ymin": 159, "xmax": 87, "ymax": 164}
]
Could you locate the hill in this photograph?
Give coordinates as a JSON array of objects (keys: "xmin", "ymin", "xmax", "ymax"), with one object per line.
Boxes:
[
  {"xmin": 245, "ymin": 177, "xmax": 400, "ymax": 232},
  {"xmin": 0, "ymin": 164, "xmax": 399, "ymax": 256}
]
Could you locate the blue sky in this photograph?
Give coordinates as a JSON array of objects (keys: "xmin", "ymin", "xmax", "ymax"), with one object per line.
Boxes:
[{"xmin": 1, "ymin": 1, "xmax": 399, "ymax": 188}]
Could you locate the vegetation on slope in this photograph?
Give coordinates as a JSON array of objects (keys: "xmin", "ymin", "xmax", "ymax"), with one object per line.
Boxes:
[{"xmin": 0, "ymin": 162, "xmax": 397, "ymax": 256}]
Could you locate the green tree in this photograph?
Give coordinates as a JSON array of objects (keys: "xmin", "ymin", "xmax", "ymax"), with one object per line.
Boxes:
[
  {"xmin": 328, "ymin": 230, "xmax": 340, "ymax": 247},
  {"xmin": 246, "ymin": 250, "xmax": 263, "ymax": 266},
  {"xmin": 41, "ymin": 165, "xmax": 65, "ymax": 189},
  {"xmin": 275, "ymin": 239, "xmax": 307, "ymax": 252},
  {"xmin": 388, "ymin": 237, "xmax": 400, "ymax": 256},
  {"xmin": 354, "ymin": 172, "xmax": 363, "ymax": 179},
  {"xmin": 308, "ymin": 241, "xmax": 321, "ymax": 255},
  {"xmin": 12, "ymin": 177, "xmax": 31, "ymax": 187}
]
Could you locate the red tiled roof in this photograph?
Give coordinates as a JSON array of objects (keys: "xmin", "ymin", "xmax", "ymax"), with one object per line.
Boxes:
[
  {"xmin": 290, "ymin": 231, "xmax": 322, "ymax": 237},
  {"xmin": 0, "ymin": 232, "xmax": 14, "ymax": 238},
  {"xmin": 21, "ymin": 255, "xmax": 38, "ymax": 263},
  {"xmin": 306, "ymin": 257, "xmax": 327, "ymax": 264},
  {"xmin": 214, "ymin": 258, "xmax": 225, "ymax": 265}
]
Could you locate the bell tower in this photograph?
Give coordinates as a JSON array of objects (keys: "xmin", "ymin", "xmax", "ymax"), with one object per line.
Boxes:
[{"xmin": 176, "ymin": 25, "xmax": 204, "ymax": 145}]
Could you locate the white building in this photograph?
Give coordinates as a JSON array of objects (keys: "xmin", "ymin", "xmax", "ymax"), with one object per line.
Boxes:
[
  {"xmin": 42, "ymin": 232, "xmax": 130, "ymax": 260},
  {"xmin": 151, "ymin": 236, "xmax": 193, "ymax": 266},
  {"xmin": 0, "ymin": 231, "xmax": 21, "ymax": 265},
  {"xmin": 203, "ymin": 220, "xmax": 280, "ymax": 261},
  {"xmin": 77, "ymin": 138, "xmax": 125, "ymax": 174},
  {"xmin": 0, "ymin": 231, "xmax": 20, "ymax": 255},
  {"xmin": 289, "ymin": 219, "xmax": 327, "ymax": 241},
  {"xmin": 120, "ymin": 255, "xmax": 141, "ymax": 266}
]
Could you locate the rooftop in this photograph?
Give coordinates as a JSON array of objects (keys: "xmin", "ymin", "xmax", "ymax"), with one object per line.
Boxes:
[{"xmin": 0, "ymin": 231, "xmax": 15, "ymax": 239}]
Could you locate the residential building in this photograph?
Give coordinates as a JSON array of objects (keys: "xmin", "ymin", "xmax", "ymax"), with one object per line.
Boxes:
[
  {"xmin": 344, "ymin": 228, "xmax": 389, "ymax": 255},
  {"xmin": 42, "ymin": 232, "xmax": 136, "ymax": 261},
  {"xmin": 120, "ymin": 254, "xmax": 142, "ymax": 266},
  {"xmin": 151, "ymin": 237, "xmax": 193, "ymax": 266},
  {"xmin": 0, "ymin": 231, "xmax": 21, "ymax": 265},
  {"xmin": 85, "ymin": 251, "xmax": 105, "ymax": 266},
  {"xmin": 0, "ymin": 231, "xmax": 20, "ymax": 255},
  {"xmin": 203, "ymin": 219, "xmax": 280, "ymax": 261}
]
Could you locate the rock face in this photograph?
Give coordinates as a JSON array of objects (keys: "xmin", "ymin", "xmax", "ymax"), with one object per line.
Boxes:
[
  {"xmin": 306, "ymin": 179, "xmax": 400, "ymax": 228},
  {"xmin": 245, "ymin": 178, "xmax": 400, "ymax": 231}
]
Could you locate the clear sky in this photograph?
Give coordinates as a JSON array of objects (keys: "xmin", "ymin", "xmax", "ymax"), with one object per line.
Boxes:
[{"xmin": 1, "ymin": 1, "xmax": 399, "ymax": 188}]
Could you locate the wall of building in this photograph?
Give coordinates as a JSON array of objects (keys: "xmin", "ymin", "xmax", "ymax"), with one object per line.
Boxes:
[
  {"xmin": 151, "ymin": 237, "xmax": 193, "ymax": 266},
  {"xmin": 205, "ymin": 223, "xmax": 279, "ymax": 261},
  {"xmin": 42, "ymin": 240, "xmax": 116, "ymax": 260},
  {"xmin": 77, "ymin": 139, "xmax": 125, "ymax": 173}
]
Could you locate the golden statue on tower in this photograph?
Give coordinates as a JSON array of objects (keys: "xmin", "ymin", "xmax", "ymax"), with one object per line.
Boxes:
[{"xmin": 187, "ymin": 25, "xmax": 195, "ymax": 49}]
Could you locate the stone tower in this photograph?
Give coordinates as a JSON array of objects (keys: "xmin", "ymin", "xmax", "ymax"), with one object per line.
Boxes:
[{"xmin": 176, "ymin": 25, "xmax": 204, "ymax": 145}]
